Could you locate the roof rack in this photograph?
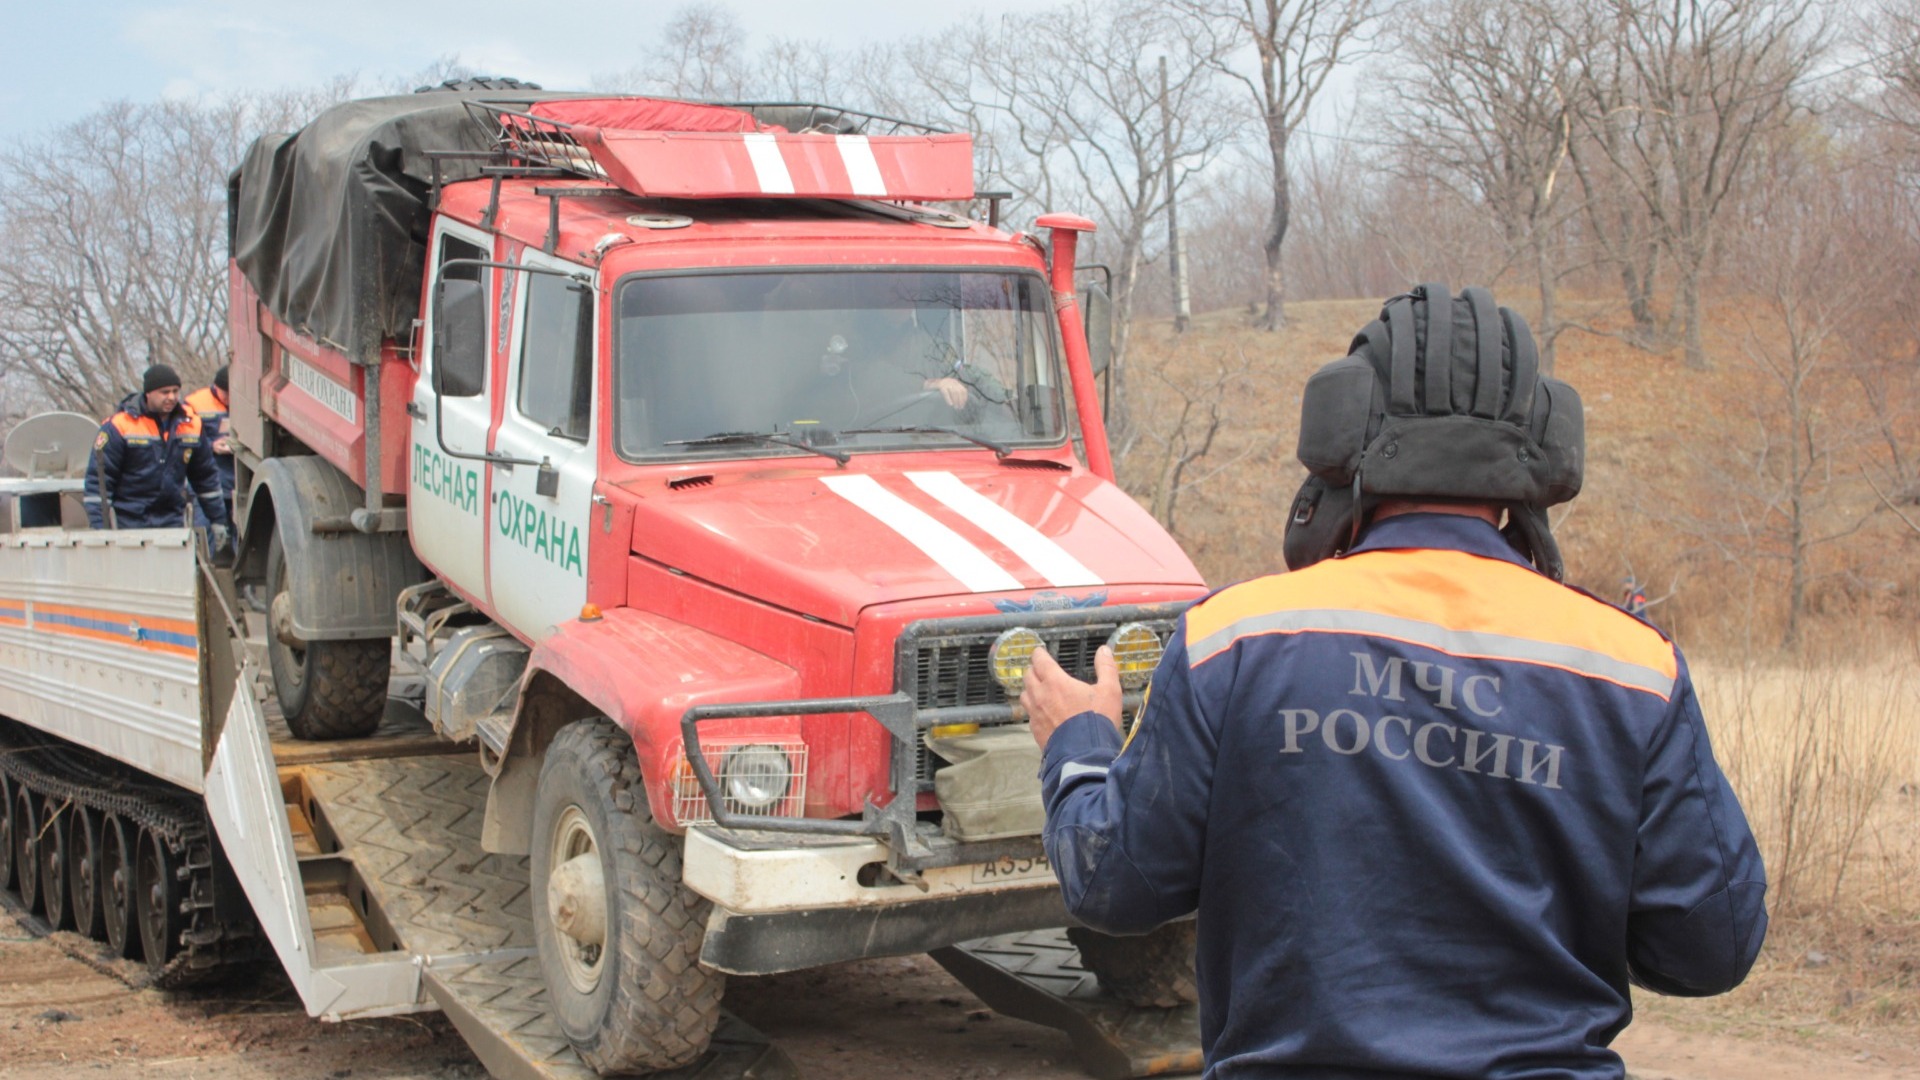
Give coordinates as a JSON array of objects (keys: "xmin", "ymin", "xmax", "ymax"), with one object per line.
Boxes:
[
  {"xmin": 457, "ymin": 98, "xmax": 974, "ymax": 204},
  {"xmin": 716, "ymin": 102, "xmax": 951, "ymax": 138}
]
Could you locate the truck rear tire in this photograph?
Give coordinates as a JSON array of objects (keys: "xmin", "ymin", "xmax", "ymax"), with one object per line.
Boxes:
[
  {"xmin": 531, "ymin": 719, "xmax": 722, "ymax": 1074},
  {"xmin": 266, "ymin": 533, "xmax": 389, "ymax": 741},
  {"xmin": 1067, "ymin": 921, "xmax": 1201, "ymax": 1009}
]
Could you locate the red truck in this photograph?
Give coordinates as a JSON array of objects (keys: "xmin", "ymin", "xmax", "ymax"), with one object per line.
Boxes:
[{"xmin": 213, "ymin": 85, "xmax": 1208, "ymax": 1073}]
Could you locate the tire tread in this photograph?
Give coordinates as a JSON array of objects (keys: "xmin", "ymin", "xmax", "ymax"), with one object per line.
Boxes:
[{"xmin": 540, "ymin": 720, "xmax": 722, "ymax": 1073}]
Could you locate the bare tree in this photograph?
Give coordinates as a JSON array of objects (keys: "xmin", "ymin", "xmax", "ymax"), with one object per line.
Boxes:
[
  {"xmin": 1563, "ymin": 17, "xmax": 1668, "ymax": 344},
  {"xmin": 1567, "ymin": 0, "xmax": 1829, "ymax": 369},
  {"xmin": 913, "ymin": 0, "xmax": 1239, "ymax": 447},
  {"xmin": 1866, "ymin": 0, "xmax": 1920, "ymax": 134},
  {"xmin": 1124, "ymin": 343, "xmax": 1271, "ymax": 536},
  {"xmin": 0, "ymin": 101, "xmax": 255, "ymax": 413},
  {"xmin": 1382, "ymin": 0, "xmax": 1583, "ymax": 366},
  {"xmin": 1695, "ymin": 150, "xmax": 1892, "ymax": 647},
  {"xmin": 0, "ymin": 87, "xmax": 351, "ymax": 419},
  {"xmin": 1178, "ymin": 0, "xmax": 1386, "ymax": 330},
  {"xmin": 598, "ymin": 3, "xmax": 750, "ymax": 99}
]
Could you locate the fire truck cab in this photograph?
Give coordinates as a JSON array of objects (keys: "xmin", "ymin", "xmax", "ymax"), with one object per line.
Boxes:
[{"xmin": 224, "ymin": 89, "xmax": 1207, "ymax": 1074}]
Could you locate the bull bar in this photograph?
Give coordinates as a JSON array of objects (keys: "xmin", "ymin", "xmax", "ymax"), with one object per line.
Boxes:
[{"xmin": 679, "ymin": 601, "xmax": 1192, "ymax": 875}]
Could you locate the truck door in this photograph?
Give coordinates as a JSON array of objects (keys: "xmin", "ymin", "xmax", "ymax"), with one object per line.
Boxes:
[
  {"xmin": 409, "ymin": 223, "xmax": 493, "ymax": 606},
  {"xmin": 486, "ymin": 250, "xmax": 596, "ymax": 638}
]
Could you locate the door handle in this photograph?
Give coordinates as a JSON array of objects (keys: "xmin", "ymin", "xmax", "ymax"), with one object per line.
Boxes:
[
  {"xmin": 406, "ymin": 402, "xmax": 426, "ymax": 419},
  {"xmin": 592, "ymin": 493, "xmax": 613, "ymax": 533}
]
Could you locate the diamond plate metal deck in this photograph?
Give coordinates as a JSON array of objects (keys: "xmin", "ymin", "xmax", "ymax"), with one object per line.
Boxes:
[
  {"xmin": 295, "ymin": 751, "xmax": 794, "ymax": 1080},
  {"xmin": 426, "ymin": 956, "xmax": 796, "ymax": 1080},
  {"xmin": 932, "ymin": 929, "xmax": 1202, "ymax": 1080}
]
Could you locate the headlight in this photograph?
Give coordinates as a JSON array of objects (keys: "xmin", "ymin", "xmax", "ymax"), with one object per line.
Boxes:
[
  {"xmin": 1107, "ymin": 623, "xmax": 1163, "ymax": 690},
  {"xmin": 989, "ymin": 626, "xmax": 1044, "ymax": 694},
  {"xmin": 720, "ymin": 744, "xmax": 792, "ymax": 811}
]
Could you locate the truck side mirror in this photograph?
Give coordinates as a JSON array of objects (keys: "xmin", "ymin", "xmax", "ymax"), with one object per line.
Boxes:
[
  {"xmin": 433, "ymin": 278, "xmax": 486, "ymax": 398},
  {"xmin": 1082, "ymin": 281, "xmax": 1113, "ymax": 377}
]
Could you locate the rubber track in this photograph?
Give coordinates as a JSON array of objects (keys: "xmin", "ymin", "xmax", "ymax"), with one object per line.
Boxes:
[
  {"xmin": 288, "ymin": 639, "xmax": 389, "ymax": 740},
  {"xmin": 0, "ymin": 721, "xmax": 257, "ymax": 987}
]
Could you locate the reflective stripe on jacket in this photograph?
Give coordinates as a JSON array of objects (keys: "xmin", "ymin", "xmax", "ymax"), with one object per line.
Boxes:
[
  {"xmin": 83, "ymin": 392, "xmax": 230, "ymax": 529},
  {"xmin": 1039, "ymin": 513, "xmax": 1767, "ymax": 1080}
]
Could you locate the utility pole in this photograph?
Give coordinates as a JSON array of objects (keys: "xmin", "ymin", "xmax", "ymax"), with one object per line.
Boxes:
[{"xmin": 1160, "ymin": 56, "xmax": 1191, "ymax": 333}]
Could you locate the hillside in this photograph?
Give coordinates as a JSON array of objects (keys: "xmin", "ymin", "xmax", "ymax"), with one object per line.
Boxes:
[{"xmin": 1118, "ymin": 295, "xmax": 1920, "ymax": 658}]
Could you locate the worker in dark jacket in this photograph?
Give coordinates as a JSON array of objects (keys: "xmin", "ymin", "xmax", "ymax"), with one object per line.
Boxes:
[
  {"xmin": 84, "ymin": 364, "xmax": 232, "ymax": 534},
  {"xmin": 1023, "ymin": 285, "xmax": 1767, "ymax": 1080},
  {"xmin": 184, "ymin": 364, "xmax": 235, "ymax": 526}
]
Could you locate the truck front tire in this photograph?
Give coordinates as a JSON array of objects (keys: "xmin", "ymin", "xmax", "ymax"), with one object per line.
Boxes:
[
  {"xmin": 265, "ymin": 533, "xmax": 389, "ymax": 740},
  {"xmin": 1068, "ymin": 922, "xmax": 1201, "ymax": 1009},
  {"xmin": 531, "ymin": 719, "xmax": 723, "ymax": 1073}
]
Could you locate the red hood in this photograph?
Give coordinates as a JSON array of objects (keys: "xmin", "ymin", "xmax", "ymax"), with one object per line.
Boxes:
[{"xmin": 623, "ymin": 459, "xmax": 1204, "ymax": 626}]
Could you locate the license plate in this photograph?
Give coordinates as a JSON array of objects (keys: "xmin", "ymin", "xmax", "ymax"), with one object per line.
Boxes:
[{"xmin": 970, "ymin": 853, "xmax": 1053, "ymax": 884}]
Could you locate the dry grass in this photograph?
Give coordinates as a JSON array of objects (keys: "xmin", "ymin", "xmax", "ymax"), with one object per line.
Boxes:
[
  {"xmin": 1679, "ymin": 657, "xmax": 1920, "ymax": 1042},
  {"xmin": 1120, "ymin": 296, "xmax": 1920, "ymax": 1039}
]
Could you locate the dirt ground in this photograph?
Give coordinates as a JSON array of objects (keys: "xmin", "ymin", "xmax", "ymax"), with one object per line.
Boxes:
[{"xmin": 2, "ymin": 905, "xmax": 1915, "ymax": 1080}]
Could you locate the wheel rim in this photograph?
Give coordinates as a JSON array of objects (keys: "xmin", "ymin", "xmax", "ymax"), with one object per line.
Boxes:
[
  {"xmin": 273, "ymin": 558, "xmax": 307, "ymax": 690},
  {"xmin": 40, "ymin": 797, "xmax": 70, "ymax": 931},
  {"xmin": 135, "ymin": 828, "xmax": 178, "ymax": 969},
  {"xmin": 14, "ymin": 788, "xmax": 40, "ymax": 914},
  {"xmin": 69, "ymin": 807, "xmax": 102, "ymax": 940},
  {"xmin": 546, "ymin": 806, "xmax": 607, "ymax": 995},
  {"xmin": 102, "ymin": 816, "xmax": 138, "ymax": 959}
]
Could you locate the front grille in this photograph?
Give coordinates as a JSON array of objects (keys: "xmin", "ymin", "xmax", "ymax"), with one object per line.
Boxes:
[
  {"xmin": 898, "ymin": 609, "xmax": 1185, "ymax": 786},
  {"xmin": 911, "ymin": 630, "xmax": 1107, "ymax": 710}
]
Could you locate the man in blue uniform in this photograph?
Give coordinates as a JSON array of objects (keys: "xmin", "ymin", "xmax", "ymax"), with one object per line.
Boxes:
[
  {"xmin": 185, "ymin": 364, "xmax": 236, "ymax": 527},
  {"xmin": 1024, "ymin": 285, "xmax": 1766, "ymax": 1079},
  {"xmin": 84, "ymin": 363, "xmax": 232, "ymax": 537}
]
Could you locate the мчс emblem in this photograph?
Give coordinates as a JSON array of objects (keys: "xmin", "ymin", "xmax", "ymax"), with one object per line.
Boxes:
[{"xmin": 992, "ymin": 589, "xmax": 1108, "ymax": 614}]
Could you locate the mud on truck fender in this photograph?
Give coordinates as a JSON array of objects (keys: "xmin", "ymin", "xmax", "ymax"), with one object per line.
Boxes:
[{"xmin": 238, "ymin": 456, "xmax": 427, "ymax": 739}]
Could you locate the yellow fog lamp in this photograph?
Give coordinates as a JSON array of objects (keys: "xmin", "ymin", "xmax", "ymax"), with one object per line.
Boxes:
[
  {"xmin": 1107, "ymin": 622, "xmax": 1163, "ymax": 690},
  {"xmin": 989, "ymin": 626, "xmax": 1044, "ymax": 694}
]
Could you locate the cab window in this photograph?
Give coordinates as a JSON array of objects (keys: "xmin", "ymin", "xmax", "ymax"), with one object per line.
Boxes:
[{"xmin": 516, "ymin": 272, "xmax": 593, "ymax": 440}]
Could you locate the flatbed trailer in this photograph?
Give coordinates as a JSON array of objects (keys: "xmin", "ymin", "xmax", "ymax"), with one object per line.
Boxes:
[{"xmin": 0, "ymin": 525, "xmax": 1200, "ymax": 1079}]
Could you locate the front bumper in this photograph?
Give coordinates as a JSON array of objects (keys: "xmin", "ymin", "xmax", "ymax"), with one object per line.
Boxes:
[{"xmin": 684, "ymin": 825, "xmax": 1069, "ymax": 974}]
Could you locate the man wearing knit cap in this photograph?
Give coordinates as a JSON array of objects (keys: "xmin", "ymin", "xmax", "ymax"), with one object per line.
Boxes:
[
  {"xmin": 84, "ymin": 363, "xmax": 232, "ymax": 535},
  {"xmin": 185, "ymin": 364, "xmax": 236, "ymax": 526}
]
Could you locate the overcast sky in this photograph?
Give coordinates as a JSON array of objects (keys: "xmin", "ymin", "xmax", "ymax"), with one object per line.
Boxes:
[{"xmin": 3, "ymin": 0, "xmax": 1027, "ymax": 139}]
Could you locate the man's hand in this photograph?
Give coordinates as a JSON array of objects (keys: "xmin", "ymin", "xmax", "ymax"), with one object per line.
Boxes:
[
  {"xmin": 1022, "ymin": 644, "xmax": 1121, "ymax": 750},
  {"xmin": 212, "ymin": 436, "xmax": 231, "ymax": 455},
  {"xmin": 924, "ymin": 376, "xmax": 970, "ymax": 409}
]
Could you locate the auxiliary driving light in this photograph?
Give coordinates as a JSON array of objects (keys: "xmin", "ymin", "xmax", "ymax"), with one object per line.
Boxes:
[
  {"xmin": 989, "ymin": 626, "xmax": 1044, "ymax": 693},
  {"xmin": 719, "ymin": 744, "xmax": 792, "ymax": 812},
  {"xmin": 1107, "ymin": 623, "xmax": 1164, "ymax": 690}
]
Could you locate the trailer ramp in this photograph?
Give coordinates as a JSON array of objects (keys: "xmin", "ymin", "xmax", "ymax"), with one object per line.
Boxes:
[
  {"xmin": 932, "ymin": 930, "xmax": 1203, "ymax": 1080},
  {"xmin": 209, "ymin": 658, "xmax": 794, "ymax": 1080}
]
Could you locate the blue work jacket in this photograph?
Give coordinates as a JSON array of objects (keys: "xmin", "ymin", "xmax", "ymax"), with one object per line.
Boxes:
[
  {"xmin": 83, "ymin": 392, "xmax": 230, "ymax": 530},
  {"xmin": 1040, "ymin": 514, "xmax": 1767, "ymax": 1079}
]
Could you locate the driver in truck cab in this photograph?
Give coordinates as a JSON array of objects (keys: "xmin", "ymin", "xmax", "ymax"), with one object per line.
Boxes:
[
  {"xmin": 1020, "ymin": 285, "xmax": 1767, "ymax": 1080},
  {"xmin": 796, "ymin": 288, "xmax": 1011, "ymax": 430},
  {"xmin": 83, "ymin": 363, "xmax": 233, "ymax": 539}
]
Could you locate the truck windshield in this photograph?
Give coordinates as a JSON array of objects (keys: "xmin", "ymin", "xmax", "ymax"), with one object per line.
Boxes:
[{"xmin": 615, "ymin": 270, "xmax": 1069, "ymax": 461}]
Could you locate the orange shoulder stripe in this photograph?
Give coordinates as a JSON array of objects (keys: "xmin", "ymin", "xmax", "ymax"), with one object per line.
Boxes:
[
  {"xmin": 1185, "ymin": 549, "xmax": 1677, "ymax": 698},
  {"xmin": 109, "ymin": 413, "xmax": 159, "ymax": 437}
]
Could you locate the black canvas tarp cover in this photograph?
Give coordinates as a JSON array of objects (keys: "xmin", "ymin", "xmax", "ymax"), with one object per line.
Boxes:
[{"xmin": 229, "ymin": 89, "xmax": 579, "ymax": 363}]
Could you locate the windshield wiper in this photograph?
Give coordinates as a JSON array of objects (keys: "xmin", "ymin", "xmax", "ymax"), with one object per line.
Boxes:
[
  {"xmin": 838, "ymin": 425, "xmax": 1011, "ymax": 458},
  {"xmin": 663, "ymin": 430, "xmax": 849, "ymax": 465}
]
